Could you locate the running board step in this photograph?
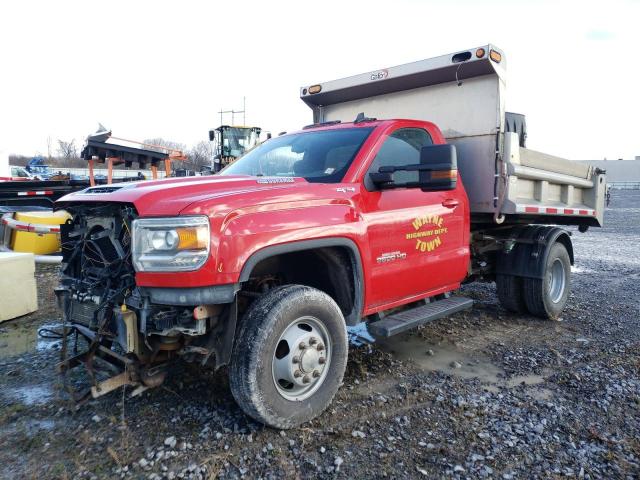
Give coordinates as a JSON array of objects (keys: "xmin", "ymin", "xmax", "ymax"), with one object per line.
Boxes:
[{"xmin": 368, "ymin": 297, "xmax": 473, "ymax": 337}]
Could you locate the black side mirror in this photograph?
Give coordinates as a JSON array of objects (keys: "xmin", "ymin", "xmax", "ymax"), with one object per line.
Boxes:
[
  {"xmin": 368, "ymin": 144, "xmax": 458, "ymax": 191},
  {"xmin": 208, "ymin": 130, "xmax": 215, "ymax": 142},
  {"xmin": 369, "ymin": 171, "xmax": 394, "ymax": 188},
  {"xmin": 418, "ymin": 144, "xmax": 457, "ymax": 191}
]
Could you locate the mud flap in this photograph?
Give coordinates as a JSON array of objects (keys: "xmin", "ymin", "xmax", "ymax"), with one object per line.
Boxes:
[{"xmin": 496, "ymin": 226, "xmax": 574, "ymax": 279}]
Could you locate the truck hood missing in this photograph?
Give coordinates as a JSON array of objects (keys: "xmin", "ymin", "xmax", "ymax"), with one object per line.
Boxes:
[{"xmin": 55, "ymin": 175, "xmax": 312, "ymax": 216}]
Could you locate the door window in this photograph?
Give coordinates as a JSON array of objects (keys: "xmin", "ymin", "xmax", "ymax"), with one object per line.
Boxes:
[{"xmin": 365, "ymin": 128, "xmax": 433, "ymax": 189}]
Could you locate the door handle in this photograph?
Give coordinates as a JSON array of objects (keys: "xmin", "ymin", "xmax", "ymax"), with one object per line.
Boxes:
[{"xmin": 441, "ymin": 198, "xmax": 459, "ymax": 209}]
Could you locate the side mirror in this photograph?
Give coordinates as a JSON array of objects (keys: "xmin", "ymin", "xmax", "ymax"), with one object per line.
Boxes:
[
  {"xmin": 208, "ymin": 130, "xmax": 215, "ymax": 142},
  {"xmin": 369, "ymin": 171, "xmax": 394, "ymax": 187},
  {"xmin": 418, "ymin": 144, "xmax": 457, "ymax": 191},
  {"xmin": 368, "ymin": 144, "xmax": 458, "ymax": 191}
]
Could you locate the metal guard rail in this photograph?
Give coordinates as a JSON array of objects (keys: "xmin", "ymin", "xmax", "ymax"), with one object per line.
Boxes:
[{"xmin": 0, "ymin": 212, "xmax": 63, "ymax": 264}]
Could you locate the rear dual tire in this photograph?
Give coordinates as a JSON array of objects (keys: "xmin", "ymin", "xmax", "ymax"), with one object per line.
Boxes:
[
  {"xmin": 497, "ymin": 242, "xmax": 571, "ymax": 320},
  {"xmin": 496, "ymin": 274, "xmax": 527, "ymax": 313},
  {"xmin": 523, "ymin": 242, "xmax": 571, "ymax": 319}
]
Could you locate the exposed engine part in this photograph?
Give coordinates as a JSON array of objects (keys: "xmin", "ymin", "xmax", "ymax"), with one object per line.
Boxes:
[
  {"xmin": 59, "ymin": 204, "xmax": 137, "ymax": 318},
  {"xmin": 55, "ymin": 203, "xmax": 235, "ymax": 407},
  {"xmin": 156, "ymin": 335, "xmax": 182, "ymax": 351}
]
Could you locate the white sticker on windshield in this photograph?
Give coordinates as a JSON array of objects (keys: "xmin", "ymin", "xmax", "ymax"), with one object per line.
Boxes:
[{"xmin": 324, "ymin": 167, "xmax": 335, "ymax": 174}]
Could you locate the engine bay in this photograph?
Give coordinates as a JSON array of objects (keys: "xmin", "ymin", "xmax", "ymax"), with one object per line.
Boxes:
[
  {"xmin": 58, "ymin": 203, "xmax": 211, "ymax": 343},
  {"xmin": 54, "ymin": 203, "xmax": 228, "ymax": 403}
]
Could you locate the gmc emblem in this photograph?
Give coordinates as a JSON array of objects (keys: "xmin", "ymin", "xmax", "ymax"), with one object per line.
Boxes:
[{"xmin": 370, "ymin": 69, "xmax": 389, "ymax": 81}]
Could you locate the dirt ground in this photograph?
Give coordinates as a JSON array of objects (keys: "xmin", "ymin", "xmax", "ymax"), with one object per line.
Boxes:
[{"xmin": 0, "ymin": 190, "xmax": 638, "ymax": 480}]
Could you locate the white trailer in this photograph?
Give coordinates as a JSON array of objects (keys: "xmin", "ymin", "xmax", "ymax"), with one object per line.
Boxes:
[{"xmin": 301, "ymin": 44, "xmax": 605, "ymax": 228}]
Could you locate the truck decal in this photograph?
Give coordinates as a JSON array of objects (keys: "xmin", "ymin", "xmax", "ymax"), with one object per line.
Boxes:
[
  {"xmin": 376, "ymin": 251, "xmax": 407, "ymax": 264},
  {"xmin": 256, "ymin": 177, "xmax": 295, "ymax": 184},
  {"xmin": 406, "ymin": 214, "xmax": 448, "ymax": 253}
]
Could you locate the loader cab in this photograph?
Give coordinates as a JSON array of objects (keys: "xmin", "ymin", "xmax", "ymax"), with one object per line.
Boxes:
[{"xmin": 209, "ymin": 125, "xmax": 262, "ymax": 173}]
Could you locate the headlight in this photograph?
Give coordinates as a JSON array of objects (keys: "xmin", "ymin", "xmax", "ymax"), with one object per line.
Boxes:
[{"xmin": 132, "ymin": 216, "xmax": 210, "ymax": 272}]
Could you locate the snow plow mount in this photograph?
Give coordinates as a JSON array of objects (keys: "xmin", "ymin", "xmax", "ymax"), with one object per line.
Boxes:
[{"xmin": 56, "ymin": 322, "xmax": 169, "ymax": 407}]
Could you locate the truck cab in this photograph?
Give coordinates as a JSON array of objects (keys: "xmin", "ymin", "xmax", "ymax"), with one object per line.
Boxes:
[{"xmin": 54, "ymin": 45, "xmax": 605, "ymax": 429}]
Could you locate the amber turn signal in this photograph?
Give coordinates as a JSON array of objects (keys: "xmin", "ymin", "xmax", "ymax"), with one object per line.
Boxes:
[
  {"xmin": 475, "ymin": 48, "xmax": 486, "ymax": 58},
  {"xmin": 177, "ymin": 227, "xmax": 208, "ymax": 250},
  {"xmin": 489, "ymin": 50, "xmax": 502, "ymax": 63},
  {"xmin": 308, "ymin": 85, "xmax": 322, "ymax": 94},
  {"xmin": 431, "ymin": 170, "xmax": 458, "ymax": 180}
]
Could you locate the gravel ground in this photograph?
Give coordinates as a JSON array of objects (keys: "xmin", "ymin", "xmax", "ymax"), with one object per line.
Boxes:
[{"xmin": 0, "ymin": 190, "xmax": 638, "ymax": 480}]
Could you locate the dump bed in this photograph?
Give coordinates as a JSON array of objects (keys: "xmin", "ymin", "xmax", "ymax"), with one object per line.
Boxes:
[{"xmin": 300, "ymin": 45, "xmax": 605, "ymax": 227}]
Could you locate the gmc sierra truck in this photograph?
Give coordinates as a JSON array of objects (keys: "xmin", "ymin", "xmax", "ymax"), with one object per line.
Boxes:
[{"xmin": 55, "ymin": 45, "xmax": 605, "ymax": 428}]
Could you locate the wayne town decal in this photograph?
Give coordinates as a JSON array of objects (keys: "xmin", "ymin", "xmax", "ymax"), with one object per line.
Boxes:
[{"xmin": 405, "ymin": 214, "xmax": 448, "ymax": 252}]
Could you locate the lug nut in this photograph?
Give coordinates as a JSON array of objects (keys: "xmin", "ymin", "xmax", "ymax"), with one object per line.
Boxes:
[
  {"xmin": 313, "ymin": 370, "xmax": 321, "ymax": 378},
  {"xmin": 302, "ymin": 375, "xmax": 311, "ymax": 384},
  {"xmin": 292, "ymin": 356, "xmax": 300, "ymax": 364},
  {"xmin": 316, "ymin": 343, "xmax": 325, "ymax": 351},
  {"xmin": 318, "ymin": 357, "xmax": 326, "ymax": 365},
  {"xmin": 299, "ymin": 342, "xmax": 306, "ymax": 349},
  {"xmin": 293, "ymin": 370, "xmax": 302, "ymax": 378},
  {"xmin": 309, "ymin": 337, "xmax": 318, "ymax": 346}
]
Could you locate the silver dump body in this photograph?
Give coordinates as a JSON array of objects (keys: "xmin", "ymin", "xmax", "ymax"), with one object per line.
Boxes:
[{"xmin": 300, "ymin": 44, "xmax": 605, "ymax": 227}]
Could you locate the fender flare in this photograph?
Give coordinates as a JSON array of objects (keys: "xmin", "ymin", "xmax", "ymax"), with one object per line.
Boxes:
[
  {"xmin": 239, "ymin": 237, "xmax": 364, "ymax": 325},
  {"xmin": 496, "ymin": 226, "xmax": 574, "ymax": 279}
]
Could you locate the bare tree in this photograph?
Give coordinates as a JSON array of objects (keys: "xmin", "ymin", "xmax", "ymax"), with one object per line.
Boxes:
[
  {"xmin": 189, "ymin": 141, "xmax": 213, "ymax": 170},
  {"xmin": 57, "ymin": 139, "xmax": 78, "ymax": 159},
  {"xmin": 142, "ymin": 138, "xmax": 187, "ymax": 154},
  {"xmin": 47, "ymin": 136, "xmax": 53, "ymax": 161},
  {"xmin": 142, "ymin": 138, "xmax": 190, "ymax": 171}
]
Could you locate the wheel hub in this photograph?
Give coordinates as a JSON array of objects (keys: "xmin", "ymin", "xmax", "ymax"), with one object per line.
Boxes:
[
  {"xmin": 272, "ymin": 317, "xmax": 330, "ymax": 401},
  {"xmin": 548, "ymin": 258, "xmax": 566, "ymax": 304},
  {"xmin": 300, "ymin": 343, "xmax": 322, "ymax": 373}
]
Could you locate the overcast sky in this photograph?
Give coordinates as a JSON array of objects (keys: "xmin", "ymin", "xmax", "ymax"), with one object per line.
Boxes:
[{"xmin": 0, "ymin": 0, "xmax": 638, "ymax": 160}]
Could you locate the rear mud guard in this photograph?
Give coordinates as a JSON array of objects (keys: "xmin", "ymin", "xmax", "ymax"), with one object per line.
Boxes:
[{"xmin": 496, "ymin": 225, "xmax": 574, "ymax": 279}]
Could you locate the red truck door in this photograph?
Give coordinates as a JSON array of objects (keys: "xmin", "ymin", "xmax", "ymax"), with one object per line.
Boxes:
[{"xmin": 359, "ymin": 126, "xmax": 469, "ymax": 309}]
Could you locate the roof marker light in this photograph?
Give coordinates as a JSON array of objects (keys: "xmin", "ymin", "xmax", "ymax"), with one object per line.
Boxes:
[
  {"xmin": 308, "ymin": 85, "xmax": 322, "ymax": 94},
  {"xmin": 475, "ymin": 48, "xmax": 486, "ymax": 58},
  {"xmin": 489, "ymin": 50, "xmax": 502, "ymax": 63}
]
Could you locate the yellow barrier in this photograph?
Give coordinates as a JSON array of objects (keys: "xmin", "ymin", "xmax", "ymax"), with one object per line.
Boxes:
[{"xmin": 10, "ymin": 211, "xmax": 71, "ymax": 254}]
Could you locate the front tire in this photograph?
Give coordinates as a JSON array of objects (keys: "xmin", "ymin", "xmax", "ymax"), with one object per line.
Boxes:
[
  {"xmin": 229, "ymin": 285, "xmax": 348, "ymax": 429},
  {"xmin": 523, "ymin": 242, "xmax": 571, "ymax": 319}
]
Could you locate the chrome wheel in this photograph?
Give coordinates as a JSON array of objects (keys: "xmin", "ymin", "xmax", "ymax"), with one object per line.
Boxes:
[
  {"xmin": 272, "ymin": 316, "xmax": 331, "ymax": 401},
  {"xmin": 548, "ymin": 258, "xmax": 566, "ymax": 304}
]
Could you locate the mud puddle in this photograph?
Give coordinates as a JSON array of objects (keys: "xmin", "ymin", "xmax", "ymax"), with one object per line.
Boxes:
[
  {"xmin": 357, "ymin": 323, "xmax": 554, "ymax": 398},
  {"xmin": 4, "ymin": 385, "xmax": 54, "ymax": 406},
  {"xmin": 0, "ymin": 321, "xmax": 61, "ymax": 359}
]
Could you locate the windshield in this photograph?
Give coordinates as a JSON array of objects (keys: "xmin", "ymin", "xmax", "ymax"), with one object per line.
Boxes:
[
  {"xmin": 220, "ymin": 127, "xmax": 260, "ymax": 158},
  {"xmin": 220, "ymin": 127, "xmax": 373, "ymax": 183}
]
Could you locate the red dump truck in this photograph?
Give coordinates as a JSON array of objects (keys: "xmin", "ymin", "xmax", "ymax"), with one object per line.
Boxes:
[{"xmin": 55, "ymin": 45, "xmax": 605, "ymax": 428}]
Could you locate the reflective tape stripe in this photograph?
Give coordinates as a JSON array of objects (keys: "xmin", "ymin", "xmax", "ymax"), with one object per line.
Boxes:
[
  {"xmin": 1, "ymin": 214, "xmax": 61, "ymax": 234},
  {"xmin": 16, "ymin": 190, "xmax": 54, "ymax": 196},
  {"xmin": 516, "ymin": 205, "xmax": 595, "ymax": 216}
]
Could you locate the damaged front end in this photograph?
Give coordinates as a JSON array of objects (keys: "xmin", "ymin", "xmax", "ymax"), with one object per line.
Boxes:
[{"xmin": 55, "ymin": 203, "xmax": 235, "ymax": 404}]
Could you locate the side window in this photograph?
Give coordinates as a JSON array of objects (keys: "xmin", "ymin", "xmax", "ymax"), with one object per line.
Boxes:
[{"xmin": 366, "ymin": 128, "xmax": 433, "ymax": 189}]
